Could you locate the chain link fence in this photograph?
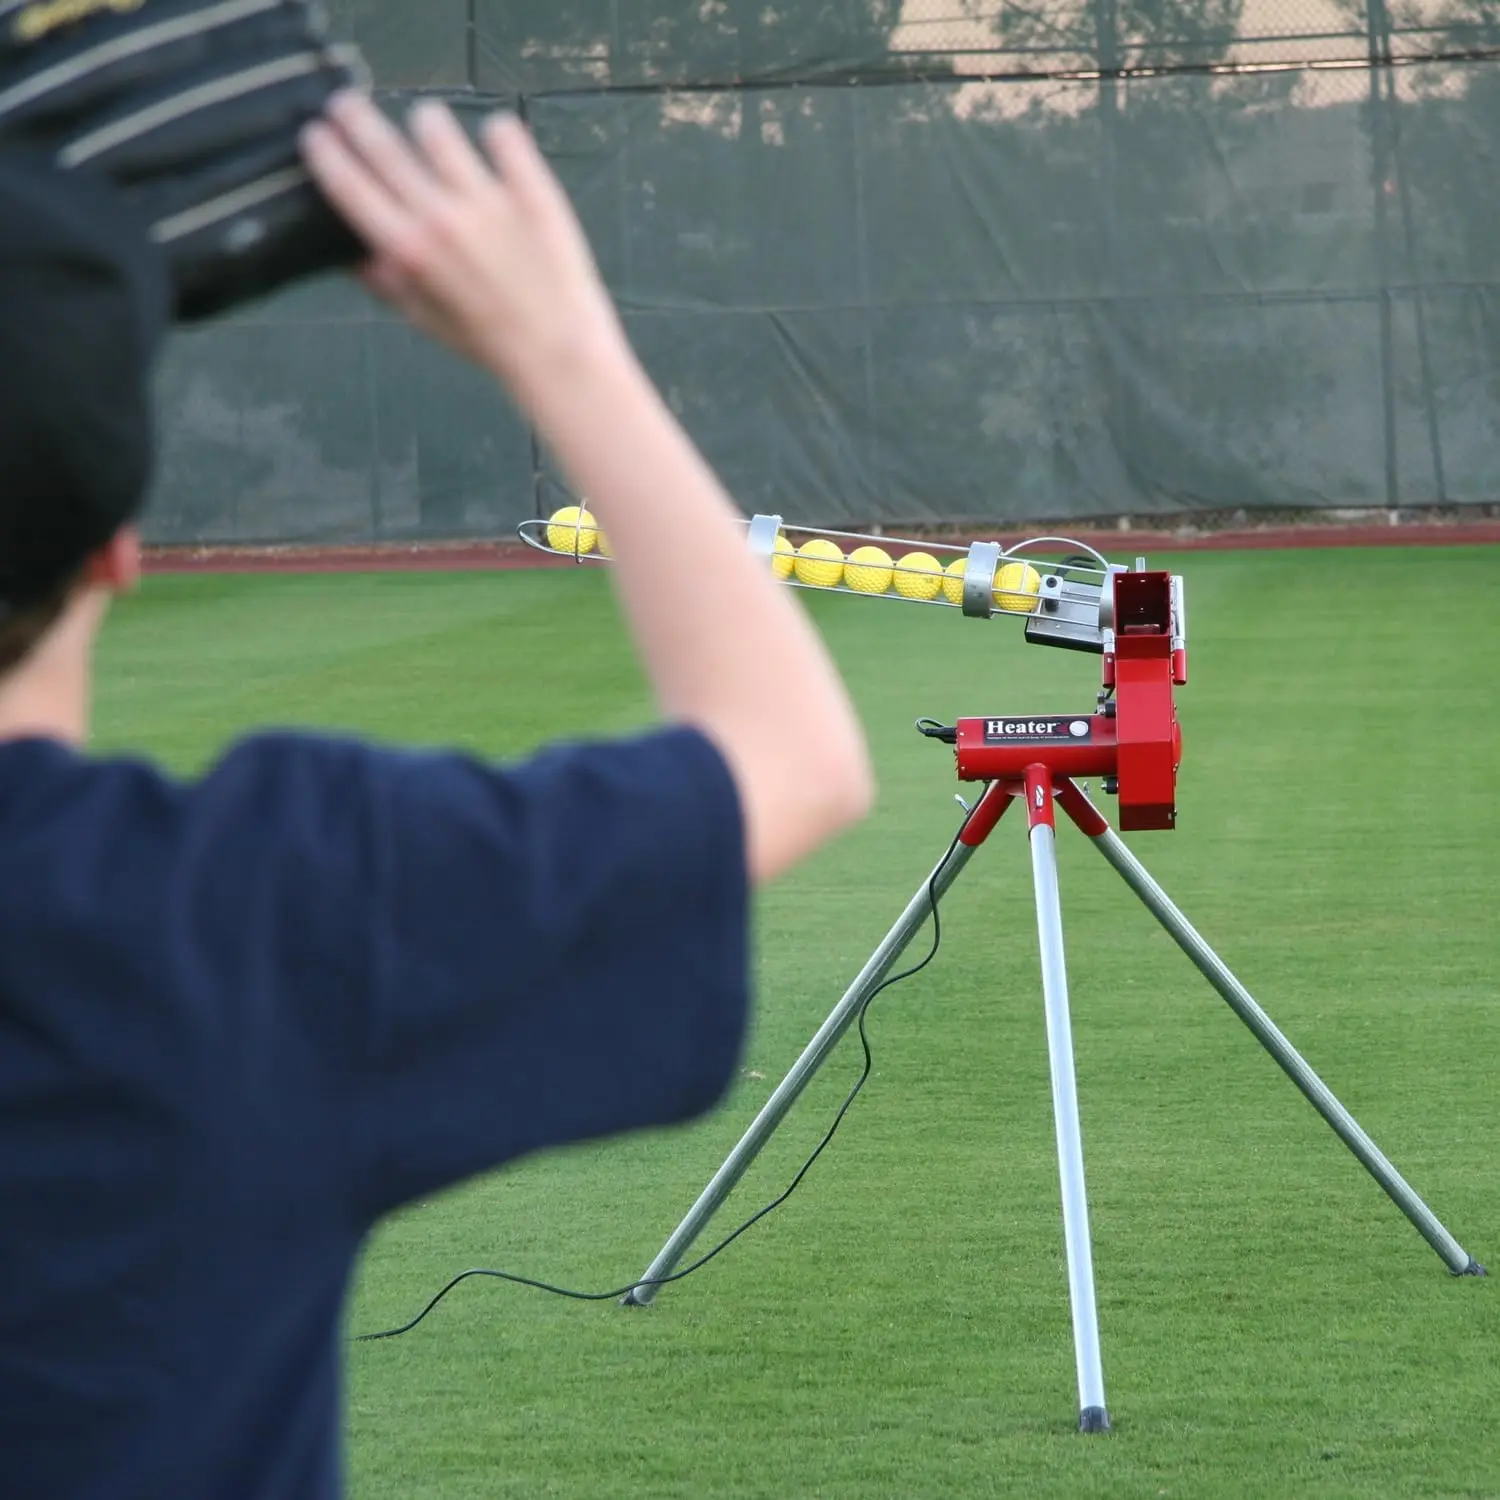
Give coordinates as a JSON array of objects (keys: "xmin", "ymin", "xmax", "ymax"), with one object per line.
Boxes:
[{"xmin": 148, "ymin": 2, "xmax": 1500, "ymax": 545}]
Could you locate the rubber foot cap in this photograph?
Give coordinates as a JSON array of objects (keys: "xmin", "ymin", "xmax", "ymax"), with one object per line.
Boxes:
[
  {"xmin": 1079, "ymin": 1406, "xmax": 1111, "ymax": 1433},
  {"xmin": 1459, "ymin": 1258, "xmax": 1487, "ymax": 1277},
  {"xmin": 620, "ymin": 1289, "xmax": 649, "ymax": 1308}
]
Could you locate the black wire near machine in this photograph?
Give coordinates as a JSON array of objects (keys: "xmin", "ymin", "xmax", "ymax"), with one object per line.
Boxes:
[{"xmin": 354, "ymin": 825, "xmax": 964, "ymax": 1345}]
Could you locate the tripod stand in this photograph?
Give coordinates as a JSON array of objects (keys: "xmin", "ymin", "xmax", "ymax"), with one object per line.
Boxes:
[{"xmin": 622, "ymin": 572, "xmax": 1483, "ymax": 1435}]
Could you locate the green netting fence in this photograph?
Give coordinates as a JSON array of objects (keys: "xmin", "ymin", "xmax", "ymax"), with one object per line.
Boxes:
[{"xmin": 148, "ymin": 1, "xmax": 1500, "ymax": 545}]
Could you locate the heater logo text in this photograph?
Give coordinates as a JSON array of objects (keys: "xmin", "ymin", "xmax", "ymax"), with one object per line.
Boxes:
[{"xmin": 983, "ymin": 718, "xmax": 1093, "ymax": 743}]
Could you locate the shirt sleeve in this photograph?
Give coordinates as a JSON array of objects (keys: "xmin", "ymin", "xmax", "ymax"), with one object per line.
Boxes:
[{"xmin": 352, "ymin": 725, "xmax": 751, "ymax": 1219}]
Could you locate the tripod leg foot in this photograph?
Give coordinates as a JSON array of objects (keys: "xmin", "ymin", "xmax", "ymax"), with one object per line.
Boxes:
[
  {"xmin": 621, "ymin": 805, "xmax": 999, "ymax": 1306},
  {"xmin": 1025, "ymin": 771, "xmax": 1110, "ymax": 1427},
  {"xmin": 1457, "ymin": 1258, "xmax": 1488, "ymax": 1277},
  {"xmin": 1055, "ymin": 779, "xmax": 1480, "ymax": 1278},
  {"xmin": 1079, "ymin": 1406, "xmax": 1111, "ymax": 1434}
]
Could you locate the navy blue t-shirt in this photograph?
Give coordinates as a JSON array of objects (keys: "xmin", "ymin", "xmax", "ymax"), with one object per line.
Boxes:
[{"xmin": 0, "ymin": 727, "xmax": 749, "ymax": 1499}]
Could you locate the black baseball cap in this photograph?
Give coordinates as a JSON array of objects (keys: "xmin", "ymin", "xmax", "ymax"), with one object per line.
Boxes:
[{"xmin": 0, "ymin": 150, "xmax": 170, "ymax": 619}]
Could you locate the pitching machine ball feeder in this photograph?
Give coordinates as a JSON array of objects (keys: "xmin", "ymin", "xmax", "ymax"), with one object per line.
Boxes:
[{"xmin": 518, "ymin": 511, "xmax": 1483, "ymax": 1432}]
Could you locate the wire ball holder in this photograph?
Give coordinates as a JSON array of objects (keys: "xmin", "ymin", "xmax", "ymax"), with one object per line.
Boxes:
[
  {"xmin": 518, "ymin": 512, "xmax": 1483, "ymax": 1432},
  {"xmin": 519, "ymin": 513, "xmax": 1124, "ymax": 643}
]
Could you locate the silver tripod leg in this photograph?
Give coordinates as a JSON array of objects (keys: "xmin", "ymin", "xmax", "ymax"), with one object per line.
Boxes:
[
  {"xmin": 623, "ymin": 791, "xmax": 1006, "ymax": 1308},
  {"xmin": 1061, "ymin": 781, "xmax": 1483, "ymax": 1278},
  {"xmin": 1026, "ymin": 771, "xmax": 1110, "ymax": 1433}
]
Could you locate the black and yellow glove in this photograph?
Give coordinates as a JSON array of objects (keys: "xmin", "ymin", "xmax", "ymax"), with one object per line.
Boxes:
[{"xmin": 0, "ymin": 0, "xmax": 370, "ymax": 321}]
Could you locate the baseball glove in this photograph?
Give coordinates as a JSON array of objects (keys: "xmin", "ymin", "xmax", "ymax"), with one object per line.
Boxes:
[{"xmin": 0, "ymin": 0, "xmax": 370, "ymax": 321}]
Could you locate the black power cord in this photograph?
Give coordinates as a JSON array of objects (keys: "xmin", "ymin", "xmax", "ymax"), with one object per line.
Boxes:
[{"xmin": 355, "ymin": 820, "xmax": 968, "ymax": 1343}]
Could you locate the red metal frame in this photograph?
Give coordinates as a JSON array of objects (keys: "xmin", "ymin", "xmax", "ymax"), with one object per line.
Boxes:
[{"xmin": 953, "ymin": 571, "xmax": 1184, "ymax": 833}]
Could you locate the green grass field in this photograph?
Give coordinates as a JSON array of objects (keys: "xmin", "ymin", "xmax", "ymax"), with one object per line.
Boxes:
[{"xmin": 94, "ymin": 547, "xmax": 1500, "ymax": 1499}]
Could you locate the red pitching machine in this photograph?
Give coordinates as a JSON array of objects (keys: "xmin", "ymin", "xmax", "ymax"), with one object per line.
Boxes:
[
  {"xmin": 952, "ymin": 564, "xmax": 1185, "ymax": 832},
  {"xmin": 519, "ymin": 514, "xmax": 1482, "ymax": 1434}
]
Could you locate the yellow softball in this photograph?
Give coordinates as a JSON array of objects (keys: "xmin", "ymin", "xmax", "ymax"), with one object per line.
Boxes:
[
  {"xmin": 546, "ymin": 506, "xmax": 597, "ymax": 555},
  {"xmin": 772, "ymin": 533, "xmax": 796, "ymax": 580},
  {"xmin": 893, "ymin": 552, "xmax": 943, "ymax": 601},
  {"xmin": 994, "ymin": 561, "xmax": 1043, "ymax": 614},
  {"xmin": 794, "ymin": 538, "xmax": 845, "ymax": 589},
  {"xmin": 942, "ymin": 557, "xmax": 968, "ymax": 605},
  {"xmin": 844, "ymin": 545, "xmax": 894, "ymax": 594}
]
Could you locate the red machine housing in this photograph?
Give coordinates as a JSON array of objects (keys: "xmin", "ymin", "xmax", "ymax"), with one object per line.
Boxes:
[{"xmin": 954, "ymin": 571, "xmax": 1183, "ymax": 831}]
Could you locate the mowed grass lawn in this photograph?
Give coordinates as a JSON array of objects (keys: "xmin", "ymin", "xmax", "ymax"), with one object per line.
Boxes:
[{"xmin": 93, "ymin": 546, "xmax": 1500, "ymax": 1499}]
